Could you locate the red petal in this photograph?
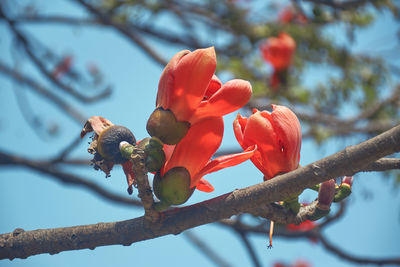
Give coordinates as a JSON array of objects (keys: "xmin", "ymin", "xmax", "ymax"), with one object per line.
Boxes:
[
  {"xmin": 203, "ymin": 75, "xmax": 222, "ymax": 100},
  {"xmin": 158, "ymin": 47, "xmax": 216, "ymax": 122},
  {"xmin": 196, "ymin": 178, "xmax": 215, "ymax": 192},
  {"xmin": 122, "ymin": 161, "xmax": 135, "ymax": 194},
  {"xmin": 163, "ymin": 116, "xmax": 224, "ymax": 185},
  {"xmin": 191, "ymin": 79, "xmax": 252, "ymax": 124},
  {"xmin": 192, "ymin": 145, "xmax": 257, "ymax": 186},
  {"xmin": 233, "ymin": 113, "xmax": 247, "ymax": 149},
  {"xmin": 156, "ymin": 50, "xmax": 190, "ymax": 109}
]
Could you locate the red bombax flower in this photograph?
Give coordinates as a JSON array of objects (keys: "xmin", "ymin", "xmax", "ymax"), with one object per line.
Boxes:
[
  {"xmin": 156, "ymin": 47, "xmax": 252, "ymax": 125},
  {"xmin": 260, "ymin": 33, "xmax": 296, "ymax": 71},
  {"xmin": 161, "ymin": 116, "xmax": 256, "ymax": 192},
  {"xmin": 260, "ymin": 33, "xmax": 296, "ymax": 89},
  {"xmin": 233, "ymin": 105, "xmax": 301, "ymax": 180},
  {"xmin": 278, "ymin": 6, "xmax": 308, "ymax": 24}
]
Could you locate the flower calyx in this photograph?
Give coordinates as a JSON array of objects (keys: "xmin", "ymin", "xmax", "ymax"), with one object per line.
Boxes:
[{"xmin": 146, "ymin": 107, "xmax": 190, "ymax": 145}]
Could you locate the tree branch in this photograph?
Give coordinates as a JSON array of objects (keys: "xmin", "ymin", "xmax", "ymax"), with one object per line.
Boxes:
[
  {"xmin": 0, "ymin": 124, "xmax": 399, "ymax": 259},
  {"xmin": 318, "ymin": 233, "xmax": 400, "ymax": 265},
  {"xmin": 73, "ymin": 0, "xmax": 168, "ymax": 66},
  {"xmin": 183, "ymin": 231, "xmax": 232, "ymax": 267},
  {"xmin": 0, "ymin": 60, "xmax": 86, "ymax": 124},
  {"xmin": 0, "ymin": 150, "xmax": 141, "ymax": 207},
  {"xmin": 0, "ymin": 5, "xmax": 111, "ymax": 103}
]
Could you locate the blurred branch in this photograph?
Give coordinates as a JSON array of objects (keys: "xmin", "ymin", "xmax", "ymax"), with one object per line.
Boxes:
[
  {"xmin": 0, "ymin": 60, "xmax": 86, "ymax": 124},
  {"xmin": 235, "ymin": 227, "xmax": 262, "ymax": 267},
  {"xmin": 11, "ymin": 15, "xmax": 204, "ymax": 49},
  {"xmin": 74, "ymin": 0, "xmax": 168, "ymax": 66},
  {"xmin": 0, "ymin": 5, "xmax": 111, "ymax": 103},
  {"xmin": 302, "ymin": 0, "xmax": 381, "ymax": 9},
  {"xmin": 0, "ymin": 150, "xmax": 141, "ymax": 207},
  {"xmin": 1, "ymin": 124, "xmax": 400, "ymax": 259},
  {"xmin": 318, "ymin": 233, "xmax": 400, "ymax": 265},
  {"xmin": 183, "ymin": 231, "xmax": 232, "ymax": 267}
]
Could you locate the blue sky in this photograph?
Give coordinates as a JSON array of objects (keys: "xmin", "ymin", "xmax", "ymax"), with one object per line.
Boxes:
[{"xmin": 0, "ymin": 1, "xmax": 399, "ymax": 267}]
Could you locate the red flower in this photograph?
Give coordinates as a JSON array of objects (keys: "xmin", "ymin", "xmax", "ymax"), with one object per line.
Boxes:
[
  {"xmin": 260, "ymin": 33, "xmax": 296, "ymax": 71},
  {"xmin": 156, "ymin": 47, "xmax": 252, "ymax": 125},
  {"xmin": 161, "ymin": 116, "xmax": 256, "ymax": 192},
  {"xmin": 52, "ymin": 55, "xmax": 73, "ymax": 78},
  {"xmin": 233, "ymin": 105, "xmax": 301, "ymax": 180},
  {"xmin": 278, "ymin": 6, "xmax": 308, "ymax": 24},
  {"xmin": 287, "ymin": 220, "xmax": 316, "ymax": 232}
]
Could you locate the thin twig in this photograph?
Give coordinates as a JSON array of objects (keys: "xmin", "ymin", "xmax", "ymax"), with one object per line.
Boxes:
[
  {"xmin": 318, "ymin": 233, "xmax": 400, "ymax": 265},
  {"xmin": 0, "ymin": 6, "xmax": 111, "ymax": 103},
  {"xmin": 0, "ymin": 150, "xmax": 141, "ymax": 207},
  {"xmin": 74, "ymin": 0, "xmax": 167, "ymax": 66},
  {"xmin": 183, "ymin": 231, "xmax": 232, "ymax": 267},
  {"xmin": 0, "ymin": 60, "xmax": 86, "ymax": 124}
]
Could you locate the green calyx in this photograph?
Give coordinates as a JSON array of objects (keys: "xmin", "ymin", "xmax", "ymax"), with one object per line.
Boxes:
[
  {"xmin": 153, "ymin": 167, "xmax": 194, "ymax": 210},
  {"xmin": 137, "ymin": 137, "xmax": 166, "ymax": 172},
  {"xmin": 146, "ymin": 107, "xmax": 190, "ymax": 145},
  {"xmin": 333, "ymin": 183, "xmax": 352, "ymax": 202}
]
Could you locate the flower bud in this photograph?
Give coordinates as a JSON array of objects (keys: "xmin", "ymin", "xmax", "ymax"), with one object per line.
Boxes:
[
  {"xmin": 342, "ymin": 176, "xmax": 353, "ymax": 186},
  {"xmin": 97, "ymin": 125, "xmax": 136, "ymax": 164},
  {"xmin": 146, "ymin": 108, "xmax": 190, "ymax": 145},
  {"xmin": 318, "ymin": 179, "xmax": 336, "ymax": 210},
  {"xmin": 137, "ymin": 137, "xmax": 166, "ymax": 172},
  {"xmin": 333, "ymin": 184, "xmax": 351, "ymax": 202},
  {"xmin": 153, "ymin": 167, "xmax": 194, "ymax": 208},
  {"xmin": 119, "ymin": 141, "xmax": 134, "ymax": 160}
]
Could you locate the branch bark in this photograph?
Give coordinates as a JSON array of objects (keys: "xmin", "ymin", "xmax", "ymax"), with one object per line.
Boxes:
[{"xmin": 1, "ymin": 124, "xmax": 400, "ymax": 260}]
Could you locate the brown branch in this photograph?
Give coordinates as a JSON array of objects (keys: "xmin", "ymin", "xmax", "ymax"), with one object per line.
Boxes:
[
  {"xmin": 183, "ymin": 231, "xmax": 232, "ymax": 267},
  {"xmin": 0, "ymin": 60, "xmax": 86, "ymax": 124},
  {"xmin": 361, "ymin": 158, "xmax": 400, "ymax": 172},
  {"xmin": 0, "ymin": 124, "xmax": 400, "ymax": 259},
  {"xmin": 129, "ymin": 147, "xmax": 159, "ymax": 222},
  {"xmin": 0, "ymin": 150, "xmax": 141, "ymax": 207}
]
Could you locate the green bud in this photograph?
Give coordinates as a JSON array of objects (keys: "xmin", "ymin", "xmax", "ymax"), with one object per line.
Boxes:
[
  {"xmin": 153, "ymin": 167, "xmax": 194, "ymax": 208},
  {"xmin": 138, "ymin": 137, "xmax": 165, "ymax": 172},
  {"xmin": 333, "ymin": 183, "xmax": 352, "ymax": 202},
  {"xmin": 119, "ymin": 141, "xmax": 134, "ymax": 160},
  {"xmin": 146, "ymin": 107, "xmax": 190, "ymax": 145}
]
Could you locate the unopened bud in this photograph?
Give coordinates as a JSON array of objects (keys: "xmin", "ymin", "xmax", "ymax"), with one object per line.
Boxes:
[
  {"xmin": 137, "ymin": 137, "xmax": 165, "ymax": 172},
  {"xmin": 146, "ymin": 107, "xmax": 190, "ymax": 145},
  {"xmin": 333, "ymin": 183, "xmax": 352, "ymax": 202},
  {"xmin": 153, "ymin": 167, "xmax": 194, "ymax": 209},
  {"xmin": 342, "ymin": 176, "xmax": 353, "ymax": 186},
  {"xmin": 318, "ymin": 179, "xmax": 336, "ymax": 210},
  {"xmin": 119, "ymin": 141, "xmax": 134, "ymax": 160}
]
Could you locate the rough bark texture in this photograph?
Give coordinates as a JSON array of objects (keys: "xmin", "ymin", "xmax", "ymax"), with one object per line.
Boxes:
[{"xmin": 1, "ymin": 124, "xmax": 399, "ymax": 260}]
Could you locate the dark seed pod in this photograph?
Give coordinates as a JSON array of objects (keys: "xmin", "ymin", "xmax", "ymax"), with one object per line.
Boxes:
[{"xmin": 97, "ymin": 125, "xmax": 136, "ymax": 164}]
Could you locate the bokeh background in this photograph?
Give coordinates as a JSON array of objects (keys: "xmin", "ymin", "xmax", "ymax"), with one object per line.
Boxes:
[{"xmin": 0, "ymin": 1, "xmax": 399, "ymax": 266}]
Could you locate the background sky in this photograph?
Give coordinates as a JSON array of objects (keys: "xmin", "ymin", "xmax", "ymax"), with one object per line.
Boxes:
[{"xmin": 0, "ymin": 1, "xmax": 399, "ymax": 267}]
